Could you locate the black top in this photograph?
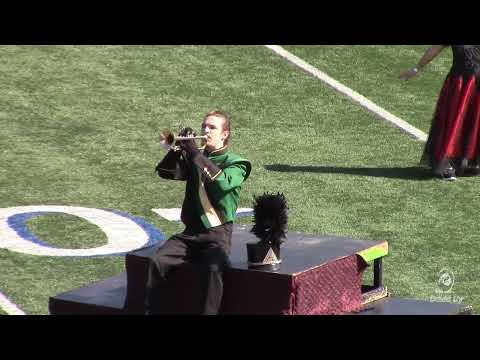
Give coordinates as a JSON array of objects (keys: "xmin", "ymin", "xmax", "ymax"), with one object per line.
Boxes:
[
  {"xmin": 127, "ymin": 224, "xmax": 387, "ymax": 276},
  {"xmin": 450, "ymin": 45, "xmax": 480, "ymax": 78}
]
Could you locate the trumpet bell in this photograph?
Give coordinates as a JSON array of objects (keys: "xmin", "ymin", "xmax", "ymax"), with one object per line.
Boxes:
[
  {"xmin": 159, "ymin": 129, "xmax": 208, "ymax": 151},
  {"xmin": 159, "ymin": 130, "xmax": 176, "ymax": 148}
]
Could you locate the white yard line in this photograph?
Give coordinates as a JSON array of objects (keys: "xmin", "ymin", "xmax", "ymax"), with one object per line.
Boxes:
[
  {"xmin": 0, "ymin": 291, "xmax": 25, "ymax": 315},
  {"xmin": 152, "ymin": 208, "xmax": 253, "ymax": 222},
  {"xmin": 265, "ymin": 45, "xmax": 427, "ymax": 142}
]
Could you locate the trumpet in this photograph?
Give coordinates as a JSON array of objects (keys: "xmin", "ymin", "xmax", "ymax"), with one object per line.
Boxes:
[{"xmin": 159, "ymin": 129, "xmax": 207, "ymax": 151}]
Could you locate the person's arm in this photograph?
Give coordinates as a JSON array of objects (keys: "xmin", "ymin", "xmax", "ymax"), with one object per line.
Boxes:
[
  {"xmin": 156, "ymin": 127, "xmax": 199, "ymax": 181},
  {"xmin": 400, "ymin": 45, "xmax": 448, "ymax": 80},
  {"xmin": 180, "ymin": 140, "xmax": 223, "ymax": 181},
  {"xmin": 207, "ymin": 162, "xmax": 249, "ymax": 192},
  {"xmin": 180, "ymin": 140, "xmax": 249, "ymax": 190},
  {"xmin": 155, "ymin": 149, "xmax": 188, "ymax": 181}
]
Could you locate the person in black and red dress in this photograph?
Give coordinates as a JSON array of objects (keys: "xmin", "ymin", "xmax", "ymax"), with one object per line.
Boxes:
[{"xmin": 401, "ymin": 45, "xmax": 480, "ymax": 181}]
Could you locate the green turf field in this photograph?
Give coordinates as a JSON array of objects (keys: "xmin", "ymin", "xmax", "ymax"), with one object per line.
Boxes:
[
  {"xmin": 0, "ymin": 45, "xmax": 476, "ymax": 314},
  {"xmin": 283, "ymin": 45, "xmax": 452, "ymax": 132}
]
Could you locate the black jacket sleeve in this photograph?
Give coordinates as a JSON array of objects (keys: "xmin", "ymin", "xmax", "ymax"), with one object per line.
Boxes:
[
  {"xmin": 181, "ymin": 141, "xmax": 222, "ymax": 182},
  {"xmin": 155, "ymin": 149, "xmax": 188, "ymax": 181}
]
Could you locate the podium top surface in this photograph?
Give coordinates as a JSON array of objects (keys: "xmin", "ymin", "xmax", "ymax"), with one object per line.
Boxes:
[
  {"xmin": 229, "ymin": 224, "xmax": 387, "ymax": 275},
  {"xmin": 132, "ymin": 224, "xmax": 388, "ymax": 276}
]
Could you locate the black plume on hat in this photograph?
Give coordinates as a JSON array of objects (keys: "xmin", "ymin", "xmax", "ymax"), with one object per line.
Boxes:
[{"xmin": 251, "ymin": 192, "xmax": 288, "ymax": 247}]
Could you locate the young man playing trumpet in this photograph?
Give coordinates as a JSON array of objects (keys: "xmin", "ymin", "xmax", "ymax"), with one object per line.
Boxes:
[{"xmin": 147, "ymin": 110, "xmax": 251, "ymax": 315}]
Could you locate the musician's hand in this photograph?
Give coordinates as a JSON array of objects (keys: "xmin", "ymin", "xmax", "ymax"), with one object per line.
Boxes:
[
  {"xmin": 179, "ymin": 138, "xmax": 198, "ymax": 155},
  {"xmin": 176, "ymin": 127, "xmax": 197, "ymax": 153},
  {"xmin": 178, "ymin": 127, "xmax": 196, "ymax": 138}
]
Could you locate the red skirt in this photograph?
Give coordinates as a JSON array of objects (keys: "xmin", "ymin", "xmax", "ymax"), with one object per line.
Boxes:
[{"xmin": 422, "ymin": 74, "xmax": 480, "ymax": 172}]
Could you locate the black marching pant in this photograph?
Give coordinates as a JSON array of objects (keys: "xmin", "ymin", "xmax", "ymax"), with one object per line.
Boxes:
[{"xmin": 145, "ymin": 222, "xmax": 232, "ymax": 315}]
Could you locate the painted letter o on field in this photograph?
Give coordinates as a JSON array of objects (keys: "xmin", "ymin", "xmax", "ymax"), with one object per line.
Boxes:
[{"xmin": 0, "ymin": 206, "xmax": 165, "ymax": 257}]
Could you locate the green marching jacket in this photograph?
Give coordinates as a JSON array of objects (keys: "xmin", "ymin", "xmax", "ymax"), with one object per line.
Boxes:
[{"xmin": 156, "ymin": 146, "xmax": 251, "ymax": 230}]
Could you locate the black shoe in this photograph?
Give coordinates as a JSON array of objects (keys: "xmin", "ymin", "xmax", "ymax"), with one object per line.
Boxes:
[
  {"xmin": 441, "ymin": 171, "xmax": 457, "ymax": 181},
  {"xmin": 434, "ymin": 161, "xmax": 457, "ymax": 181}
]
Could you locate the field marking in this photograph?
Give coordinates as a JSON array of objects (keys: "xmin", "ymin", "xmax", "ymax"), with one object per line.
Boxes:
[
  {"xmin": 0, "ymin": 206, "xmax": 159, "ymax": 257},
  {"xmin": 265, "ymin": 45, "xmax": 427, "ymax": 142},
  {"xmin": 152, "ymin": 208, "xmax": 253, "ymax": 222},
  {"xmin": 0, "ymin": 291, "xmax": 25, "ymax": 315}
]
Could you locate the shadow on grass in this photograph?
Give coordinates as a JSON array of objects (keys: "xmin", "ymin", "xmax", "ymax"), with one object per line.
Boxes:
[{"xmin": 264, "ymin": 164, "xmax": 433, "ymax": 180}]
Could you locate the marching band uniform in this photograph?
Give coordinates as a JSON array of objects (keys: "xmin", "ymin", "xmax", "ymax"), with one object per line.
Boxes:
[{"xmin": 147, "ymin": 136, "xmax": 251, "ymax": 314}]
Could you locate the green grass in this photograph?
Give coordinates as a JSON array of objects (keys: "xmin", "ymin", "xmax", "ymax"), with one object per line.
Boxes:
[
  {"xmin": 283, "ymin": 45, "xmax": 452, "ymax": 132},
  {"xmin": 0, "ymin": 45, "xmax": 477, "ymax": 314},
  {"xmin": 28, "ymin": 214, "xmax": 108, "ymax": 249}
]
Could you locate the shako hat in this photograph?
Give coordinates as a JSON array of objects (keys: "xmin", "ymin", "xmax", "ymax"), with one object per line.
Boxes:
[{"xmin": 247, "ymin": 192, "xmax": 288, "ymax": 270}]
